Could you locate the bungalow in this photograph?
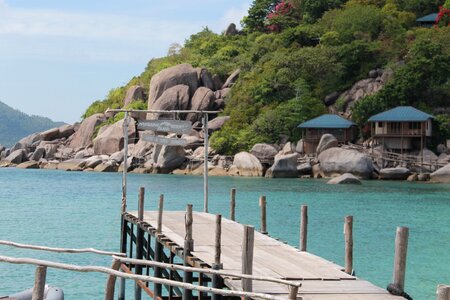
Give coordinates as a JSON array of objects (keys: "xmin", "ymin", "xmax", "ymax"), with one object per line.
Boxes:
[
  {"xmin": 416, "ymin": 13, "xmax": 438, "ymax": 27},
  {"xmin": 368, "ymin": 106, "xmax": 434, "ymax": 153},
  {"xmin": 297, "ymin": 114, "xmax": 357, "ymax": 154}
]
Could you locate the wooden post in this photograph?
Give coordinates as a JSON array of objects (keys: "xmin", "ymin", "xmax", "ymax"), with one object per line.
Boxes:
[
  {"xmin": 183, "ymin": 204, "xmax": 194, "ymax": 300},
  {"xmin": 154, "ymin": 194, "xmax": 164, "ymax": 300},
  {"xmin": 230, "ymin": 188, "xmax": 236, "ymax": 221},
  {"xmin": 204, "ymin": 113, "xmax": 209, "ymax": 213},
  {"xmin": 31, "ymin": 265, "xmax": 47, "ymax": 300},
  {"xmin": 392, "ymin": 227, "xmax": 409, "ymax": 292},
  {"xmin": 437, "ymin": 285, "xmax": 450, "ymax": 300},
  {"xmin": 259, "ymin": 196, "xmax": 267, "ymax": 234},
  {"xmin": 300, "ymin": 205, "xmax": 308, "ymax": 252},
  {"xmin": 135, "ymin": 187, "xmax": 145, "ymax": 300},
  {"xmin": 212, "ymin": 215, "xmax": 223, "ymax": 300},
  {"xmin": 288, "ymin": 285, "xmax": 299, "ymax": 300},
  {"xmin": 104, "ymin": 259, "xmax": 122, "ymax": 300},
  {"xmin": 344, "ymin": 216, "xmax": 353, "ymax": 275},
  {"xmin": 241, "ymin": 225, "xmax": 255, "ymax": 297},
  {"xmin": 119, "ymin": 215, "xmax": 128, "ymax": 300}
]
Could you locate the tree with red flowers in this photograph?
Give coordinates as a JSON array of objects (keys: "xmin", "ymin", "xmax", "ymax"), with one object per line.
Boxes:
[
  {"xmin": 266, "ymin": 1, "xmax": 301, "ymax": 32},
  {"xmin": 436, "ymin": 0, "xmax": 450, "ymax": 27}
]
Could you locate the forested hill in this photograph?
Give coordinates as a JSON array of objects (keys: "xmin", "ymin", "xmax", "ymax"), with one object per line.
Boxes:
[
  {"xmin": 0, "ymin": 101, "xmax": 64, "ymax": 147},
  {"xmin": 82, "ymin": 0, "xmax": 450, "ymax": 154}
]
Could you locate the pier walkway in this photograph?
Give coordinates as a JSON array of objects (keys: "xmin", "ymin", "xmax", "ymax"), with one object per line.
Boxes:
[{"xmin": 126, "ymin": 210, "xmax": 403, "ymax": 300}]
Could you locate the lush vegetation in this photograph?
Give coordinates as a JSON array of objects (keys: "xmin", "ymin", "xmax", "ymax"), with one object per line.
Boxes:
[
  {"xmin": 0, "ymin": 101, "xmax": 64, "ymax": 147},
  {"xmin": 82, "ymin": 0, "xmax": 450, "ymax": 154}
]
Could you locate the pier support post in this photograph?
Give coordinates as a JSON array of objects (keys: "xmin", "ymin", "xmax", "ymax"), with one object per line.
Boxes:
[
  {"xmin": 241, "ymin": 225, "xmax": 255, "ymax": 299},
  {"xmin": 230, "ymin": 188, "xmax": 236, "ymax": 221},
  {"xmin": 288, "ymin": 285, "xmax": 299, "ymax": 300},
  {"xmin": 154, "ymin": 194, "xmax": 164, "ymax": 300},
  {"xmin": 119, "ymin": 215, "xmax": 128, "ymax": 300},
  {"xmin": 344, "ymin": 216, "xmax": 353, "ymax": 275},
  {"xmin": 437, "ymin": 285, "xmax": 450, "ymax": 300},
  {"xmin": 105, "ymin": 258, "xmax": 121, "ymax": 300},
  {"xmin": 392, "ymin": 227, "xmax": 409, "ymax": 293},
  {"xmin": 135, "ymin": 187, "xmax": 145, "ymax": 300},
  {"xmin": 212, "ymin": 214, "xmax": 223, "ymax": 300},
  {"xmin": 259, "ymin": 196, "xmax": 267, "ymax": 234},
  {"xmin": 183, "ymin": 204, "xmax": 194, "ymax": 300},
  {"xmin": 300, "ymin": 205, "xmax": 308, "ymax": 252},
  {"xmin": 31, "ymin": 265, "xmax": 47, "ymax": 300}
]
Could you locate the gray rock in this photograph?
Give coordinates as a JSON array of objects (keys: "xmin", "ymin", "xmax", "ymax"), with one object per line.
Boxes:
[
  {"xmin": 228, "ymin": 152, "xmax": 263, "ymax": 177},
  {"xmin": 265, "ymin": 153, "xmax": 298, "ymax": 178},
  {"xmin": 147, "ymin": 85, "xmax": 191, "ymax": 119},
  {"xmin": 418, "ymin": 173, "xmax": 430, "ymax": 181},
  {"xmin": 83, "ymin": 155, "xmax": 106, "ymax": 169},
  {"xmin": 0, "ymin": 145, "xmax": 4, "ymax": 153},
  {"xmin": 339, "ymin": 78, "xmax": 384, "ymax": 113},
  {"xmin": 379, "ymin": 167, "xmax": 411, "ymax": 180},
  {"xmin": 380, "ymin": 68, "xmax": 393, "ymax": 84},
  {"xmin": 214, "ymin": 88, "xmax": 231, "ymax": 99},
  {"xmin": 94, "ymin": 163, "xmax": 118, "ymax": 172},
  {"xmin": 5, "ymin": 149, "xmax": 27, "ymax": 164},
  {"xmin": 16, "ymin": 161, "xmax": 40, "ymax": 169},
  {"xmin": 130, "ymin": 138, "xmax": 153, "ymax": 158},
  {"xmin": 297, "ymin": 163, "xmax": 312, "ymax": 176},
  {"xmin": 222, "ymin": 69, "xmax": 240, "ymax": 89},
  {"xmin": 437, "ymin": 144, "xmax": 448, "ymax": 154},
  {"xmin": 93, "ymin": 118, "xmax": 136, "ymax": 155},
  {"xmin": 58, "ymin": 124, "xmax": 75, "ymax": 139},
  {"xmin": 153, "ymin": 145, "xmax": 186, "ymax": 173},
  {"xmin": 30, "ymin": 148, "xmax": 46, "ymax": 161},
  {"xmin": 368, "ymin": 70, "xmax": 378, "ymax": 79},
  {"xmin": 110, "ymin": 151, "xmax": 125, "ymax": 164},
  {"xmin": 124, "ymin": 85, "xmax": 146, "ymax": 107},
  {"xmin": 213, "ymin": 99, "xmax": 225, "ymax": 110},
  {"xmin": 38, "ymin": 142, "xmax": 59, "ymax": 160},
  {"xmin": 324, "ymin": 92, "xmax": 340, "ymax": 106},
  {"xmin": 212, "ymin": 75, "xmax": 223, "ymax": 91},
  {"xmin": 318, "ymin": 148, "xmax": 374, "ymax": 179},
  {"xmin": 430, "ymin": 164, "xmax": 450, "ymax": 183},
  {"xmin": 327, "ymin": 173, "xmax": 362, "ymax": 184},
  {"xmin": 407, "ymin": 174, "xmax": 418, "ymax": 182},
  {"xmin": 316, "ymin": 134, "xmax": 338, "ymax": 154},
  {"xmin": 187, "ymin": 87, "xmax": 215, "ymax": 122},
  {"xmin": 58, "ymin": 159, "xmax": 84, "ymax": 171},
  {"xmin": 41, "ymin": 127, "xmax": 60, "ymax": 141},
  {"xmin": 148, "ymin": 64, "xmax": 198, "ymax": 108},
  {"xmin": 208, "ymin": 116, "xmax": 230, "ymax": 132},
  {"xmin": 295, "ymin": 140, "xmax": 304, "ymax": 154},
  {"xmin": 69, "ymin": 113, "xmax": 106, "ymax": 149},
  {"xmin": 250, "ymin": 144, "xmax": 278, "ymax": 160},
  {"xmin": 198, "ymin": 68, "xmax": 215, "ymax": 90},
  {"xmin": 224, "ymin": 23, "xmax": 238, "ymax": 36},
  {"xmin": 18, "ymin": 132, "xmax": 42, "ymax": 148}
]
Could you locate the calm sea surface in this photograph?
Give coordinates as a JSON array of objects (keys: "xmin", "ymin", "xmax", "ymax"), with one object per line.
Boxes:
[{"xmin": 0, "ymin": 168, "xmax": 449, "ymax": 299}]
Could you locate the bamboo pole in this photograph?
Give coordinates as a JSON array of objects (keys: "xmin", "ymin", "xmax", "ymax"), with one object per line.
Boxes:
[
  {"xmin": 0, "ymin": 255, "xmax": 282, "ymax": 300},
  {"xmin": 136, "ymin": 187, "xmax": 145, "ymax": 300},
  {"xmin": 392, "ymin": 227, "xmax": 409, "ymax": 292},
  {"xmin": 183, "ymin": 204, "xmax": 194, "ymax": 300},
  {"xmin": 344, "ymin": 216, "xmax": 353, "ymax": 275},
  {"xmin": 437, "ymin": 285, "xmax": 450, "ymax": 300},
  {"xmin": 300, "ymin": 205, "xmax": 308, "ymax": 252},
  {"xmin": 31, "ymin": 265, "xmax": 47, "ymax": 300},
  {"xmin": 230, "ymin": 188, "xmax": 236, "ymax": 221},
  {"xmin": 259, "ymin": 196, "xmax": 267, "ymax": 234},
  {"xmin": 242, "ymin": 225, "xmax": 255, "ymax": 296}
]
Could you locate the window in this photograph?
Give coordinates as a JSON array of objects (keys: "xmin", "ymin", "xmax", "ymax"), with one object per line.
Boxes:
[{"xmin": 377, "ymin": 122, "xmax": 382, "ymax": 128}]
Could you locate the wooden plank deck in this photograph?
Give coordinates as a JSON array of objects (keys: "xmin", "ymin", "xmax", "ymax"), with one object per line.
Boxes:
[{"xmin": 129, "ymin": 211, "xmax": 403, "ymax": 299}]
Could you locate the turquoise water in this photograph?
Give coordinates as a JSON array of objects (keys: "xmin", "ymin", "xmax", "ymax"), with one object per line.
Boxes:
[{"xmin": 0, "ymin": 168, "xmax": 449, "ymax": 299}]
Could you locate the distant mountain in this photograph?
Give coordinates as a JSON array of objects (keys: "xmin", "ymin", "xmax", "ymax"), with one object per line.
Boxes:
[{"xmin": 0, "ymin": 101, "xmax": 65, "ymax": 147}]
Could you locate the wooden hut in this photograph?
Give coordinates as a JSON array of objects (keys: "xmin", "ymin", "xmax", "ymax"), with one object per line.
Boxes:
[
  {"xmin": 368, "ymin": 106, "xmax": 434, "ymax": 153},
  {"xmin": 297, "ymin": 114, "xmax": 357, "ymax": 154},
  {"xmin": 416, "ymin": 13, "xmax": 438, "ymax": 27}
]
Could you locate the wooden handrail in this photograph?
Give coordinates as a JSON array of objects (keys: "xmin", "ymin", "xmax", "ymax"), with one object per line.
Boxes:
[{"xmin": 0, "ymin": 240, "xmax": 125, "ymax": 257}]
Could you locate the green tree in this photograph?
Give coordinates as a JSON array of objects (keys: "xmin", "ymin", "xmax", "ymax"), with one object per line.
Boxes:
[{"xmin": 242, "ymin": 0, "xmax": 281, "ymax": 32}]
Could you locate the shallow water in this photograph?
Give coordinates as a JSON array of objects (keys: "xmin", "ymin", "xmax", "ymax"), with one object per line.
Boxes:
[{"xmin": 0, "ymin": 168, "xmax": 449, "ymax": 299}]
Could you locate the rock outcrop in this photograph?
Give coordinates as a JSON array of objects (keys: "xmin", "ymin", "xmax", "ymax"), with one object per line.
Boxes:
[
  {"xmin": 430, "ymin": 164, "xmax": 450, "ymax": 183},
  {"xmin": 265, "ymin": 153, "xmax": 298, "ymax": 178},
  {"xmin": 187, "ymin": 87, "xmax": 215, "ymax": 122},
  {"xmin": 316, "ymin": 134, "xmax": 338, "ymax": 154},
  {"xmin": 124, "ymin": 85, "xmax": 146, "ymax": 107},
  {"xmin": 69, "ymin": 113, "xmax": 106, "ymax": 150},
  {"xmin": 153, "ymin": 145, "xmax": 186, "ymax": 173},
  {"xmin": 148, "ymin": 85, "xmax": 191, "ymax": 119},
  {"xmin": 93, "ymin": 119, "xmax": 136, "ymax": 155},
  {"xmin": 229, "ymin": 152, "xmax": 263, "ymax": 177},
  {"xmin": 327, "ymin": 173, "xmax": 362, "ymax": 184},
  {"xmin": 5, "ymin": 149, "xmax": 27, "ymax": 164},
  {"xmin": 379, "ymin": 167, "xmax": 411, "ymax": 180},
  {"xmin": 250, "ymin": 144, "xmax": 278, "ymax": 161},
  {"xmin": 222, "ymin": 69, "xmax": 240, "ymax": 89},
  {"xmin": 318, "ymin": 148, "xmax": 373, "ymax": 179}
]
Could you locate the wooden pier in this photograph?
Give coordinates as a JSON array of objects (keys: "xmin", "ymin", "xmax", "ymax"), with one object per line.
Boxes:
[{"xmin": 122, "ymin": 205, "xmax": 405, "ymax": 300}]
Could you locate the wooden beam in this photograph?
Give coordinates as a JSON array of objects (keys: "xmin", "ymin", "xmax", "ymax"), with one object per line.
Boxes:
[
  {"xmin": 392, "ymin": 227, "xmax": 409, "ymax": 292},
  {"xmin": 230, "ymin": 188, "xmax": 236, "ymax": 221},
  {"xmin": 242, "ymin": 225, "xmax": 255, "ymax": 296},
  {"xmin": 31, "ymin": 265, "xmax": 47, "ymax": 300},
  {"xmin": 344, "ymin": 216, "xmax": 353, "ymax": 275},
  {"xmin": 259, "ymin": 196, "xmax": 267, "ymax": 234},
  {"xmin": 300, "ymin": 205, "xmax": 308, "ymax": 252}
]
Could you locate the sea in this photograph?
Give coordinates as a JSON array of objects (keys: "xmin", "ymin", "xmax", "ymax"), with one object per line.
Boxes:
[{"xmin": 0, "ymin": 168, "xmax": 449, "ymax": 299}]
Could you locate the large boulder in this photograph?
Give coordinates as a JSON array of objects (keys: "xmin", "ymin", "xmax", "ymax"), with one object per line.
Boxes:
[
  {"xmin": 83, "ymin": 155, "xmax": 106, "ymax": 169},
  {"xmin": 339, "ymin": 77, "xmax": 384, "ymax": 114},
  {"xmin": 30, "ymin": 147, "xmax": 46, "ymax": 161},
  {"xmin": 297, "ymin": 163, "xmax": 312, "ymax": 176},
  {"xmin": 5, "ymin": 149, "xmax": 27, "ymax": 164},
  {"xmin": 327, "ymin": 173, "xmax": 362, "ymax": 184},
  {"xmin": 17, "ymin": 133, "xmax": 42, "ymax": 149},
  {"xmin": 214, "ymin": 88, "xmax": 231, "ymax": 100},
  {"xmin": 318, "ymin": 148, "xmax": 373, "ymax": 179},
  {"xmin": 58, "ymin": 124, "xmax": 75, "ymax": 139},
  {"xmin": 222, "ymin": 69, "xmax": 240, "ymax": 89},
  {"xmin": 93, "ymin": 118, "xmax": 136, "ymax": 155},
  {"xmin": 207, "ymin": 116, "xmax": 230, "ymax": 132},
  {"xmin": 153, "ymin": 145, "xmax": 186, "ymax": 173},
  {"xmin": 250, "ymin": 144, "xmax": 278, "ymax": 161},
  {"xmin": 229, "ymin": 152, "xmax": 263, "ymax": 177},
  {"xmin": 130, "ymin": 138, "xmax": 153, "ymax": 158},
  {"xmin": 379, "ymin": 167, "xmax": 411, "ymax": 180},
  {"xmin": 187, "ymin": 87, "xmax": 215, "ymax": 122},
  {"xmin": 147, "ymin": 85, "xmax": 191, "ymax": 119},
  {"xmin": 16, "ymin": 161, "xmax": 40, "ymax": 169},
  {"xmin": 430, "ymin": 164, "xmax": 450, "ymax": 183},
  {"xmin": 224, "ymin": 23, "xmax": 238, "ymax": 36},
  {"xmin": 58, "ymin": 159, "xmax": 84, "ymax": 171},
  {"xmin": 40, "ymin": 127, "xmax": 61, "ymax": 141},
  {"xmin": 198, "ymin": 68, "xmax": 215, "ymax": 90},
  {"xmin": 265, "ymin": 153, "xmax": 298, "ymax": 178},
  {"xmin": 148, "ymin": 64, "xmax": 198, "ymax": 108},
  {"xmin": 69, "ymin": 113, "xmax": 106, "ymax": 150},
  {"xmin": 94, "ymin": 162, "xmax": 118, "ymax": 172},
  {"xmin": 316, "ymin": 134, "xmax": 338, "ymax": 154},
  {"xmin": 124, "ymin": 85, "xmax": 146, "ymax": 107}
]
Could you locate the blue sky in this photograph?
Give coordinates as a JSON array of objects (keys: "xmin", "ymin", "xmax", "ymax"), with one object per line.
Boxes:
[{"xmin": 0, "ymin": 0, "xmax": 251, "ymax": 123}]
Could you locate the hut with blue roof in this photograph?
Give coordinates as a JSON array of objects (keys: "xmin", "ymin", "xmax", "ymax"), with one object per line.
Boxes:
[
  {"xmin": 297, "ymin": 114, "xmax": 357, "ymax": 154},
  {"xmin": 368, "ymin": 106, "xmax": 434, "ymax": 153},
  {"xmin": 416, "ymin": 13, "xmax": 438, "ymax": 27}
]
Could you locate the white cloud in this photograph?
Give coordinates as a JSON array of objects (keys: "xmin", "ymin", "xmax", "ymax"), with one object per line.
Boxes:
[{"xmin": 215, "ymin": 2, "xmax": 251, "ymax": 32}]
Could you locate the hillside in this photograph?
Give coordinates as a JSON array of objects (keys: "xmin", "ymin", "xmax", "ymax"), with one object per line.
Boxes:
[
  {"xmin": 82, "ymin": 0, "xmax": 450, "ymax": 154},
  {"xmin": 0, "ymin": 101, "xmax": 64, "ymax": 147}
]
